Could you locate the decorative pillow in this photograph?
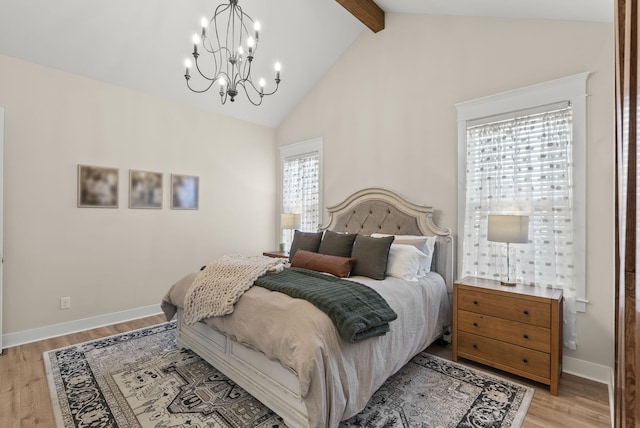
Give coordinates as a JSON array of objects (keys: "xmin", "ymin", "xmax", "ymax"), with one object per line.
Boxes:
[
  {"xmin": 318, "ymin": 230, "xmax": 357, "ymax": 257},
  {"xmin": 371, "ymin": 233, "xmax": 436, "ymax": 274},
  {"xmin": 350, "ymin": 235, "xmax": 395, "ymax": 280},
  {"xmin": 289, "ymin": 230, "xmax": 323, "ymax": 261},
  {"xmin": 290, "ymin": 249, "xmax": 355, "ymax": 278},
  {"xmin": 386, "ymin": 244, "xmax": 429, "ymax": 281}
]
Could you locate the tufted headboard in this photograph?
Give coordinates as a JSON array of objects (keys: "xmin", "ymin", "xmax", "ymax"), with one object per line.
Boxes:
[{"xmin": 319, "ymin": 188, "xmax": 455, "ymax": 292}]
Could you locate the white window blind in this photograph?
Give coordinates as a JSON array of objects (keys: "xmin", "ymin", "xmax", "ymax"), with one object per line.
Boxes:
[
  {"xmin": 280, "ymin": 138, "xmax": 323, "ymax": 248},
  {"xmin": 462, "ymin": 105, "xmax": 577, "ymax": 349},
  {"xmin": 456, "ymin": 73, "xmax": 589, "ymax": 350}
]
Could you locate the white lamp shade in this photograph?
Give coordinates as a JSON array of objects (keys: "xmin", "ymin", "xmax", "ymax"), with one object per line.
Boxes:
[
  {"xmin": 487, "ymin": 215, "xmax": 529, "ymax": 243},
  {"xmin": 281, "ymin": 213, "xmax": 301, "ymax": 230}
]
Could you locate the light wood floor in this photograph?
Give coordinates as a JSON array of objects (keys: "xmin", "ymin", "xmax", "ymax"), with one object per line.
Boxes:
[{"xmin": 1, "ymin": 315, "xmax": 611, "ymax": 427}]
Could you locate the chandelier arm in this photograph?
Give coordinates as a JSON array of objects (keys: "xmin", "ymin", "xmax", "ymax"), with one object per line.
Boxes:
[
  {"xmin": 235, "ymin": 4, "xmax": 254, "ymax": 42},
  {"xmin": 241, "ymin": 72, "xmax": 279, "ymax": 96},
  {"xmin": 213, "ymin": 6, "xmax": 230, "ymax": 79},
  {"xmin": 260, "ymin": 82, "xmax": 280, "ymax": 97},
  {"xmin": 242, "ymin": 77, "xmax": 258, "ymax": 92},
  {"xmin": 238, "ymin": 82, "xmax": 263, "ymax": 106},
  {"xmin": 202, "ymin": 38, "xmax": 215, "ymax": 55},
  {"xmin": 186, "ymin": 78, "xmax": 216, "ymax": 94},
  {"xmin": 193, "ymin": 57, "xmax": 217, "ymax": 82},
  {"xmin": 240, "ymin": 57, "xmax": 252, "ymax": 80},
  {"xmin": 226, "ymin": 3, "xmax": 235, "ymax": 63}
]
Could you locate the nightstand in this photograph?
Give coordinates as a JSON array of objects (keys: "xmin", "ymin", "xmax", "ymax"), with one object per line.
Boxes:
[
  {"xmin": 262, "ymin": 250, "xmax": 290, "ymax": 259},
  {"xmin": 452, "ymin": 276, "xmax": 563, "ymax": 395}
]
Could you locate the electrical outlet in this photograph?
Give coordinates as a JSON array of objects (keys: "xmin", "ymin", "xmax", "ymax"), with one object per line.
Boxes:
[{"xmin": 60, "ymin": 297, "xmax": 71, "ymax": 310}]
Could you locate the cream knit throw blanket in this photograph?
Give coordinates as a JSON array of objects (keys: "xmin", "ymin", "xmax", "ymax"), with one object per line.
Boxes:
[{"xmin": 182, "ymin": 255, "xmax": 285, "ymax": 326}]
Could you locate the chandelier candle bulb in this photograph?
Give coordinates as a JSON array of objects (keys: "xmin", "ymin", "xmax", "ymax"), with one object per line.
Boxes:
[
  {"xmin": 200, "ymin": 17, "xmax": 208, "ymax": 38},
  {"xmin": 247, "ymin": 37, "xmax": 254, "ymax": 58},
  {"xmin": 254, "ymin": 21, "xmax": 260, "ymax": 41},
  {"xmin": 184, "ymin": 59, "xmax": 192, "ymax": 78},
  {"xmin": 192, "ymin": 34, "xmax": 200, "ymax": 55}
]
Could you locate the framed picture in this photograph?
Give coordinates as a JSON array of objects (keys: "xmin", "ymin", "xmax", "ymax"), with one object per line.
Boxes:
[
  {"xmin": 171, "ymin": 174, "xmax": 199, "ymax": 210},
  {"xmin": 129, "ymin": 170, "xmax": 163, "ymax": 209},
  {"xmin": 77, "ymin": 164, "xmax": 119, "ymax": 208}
]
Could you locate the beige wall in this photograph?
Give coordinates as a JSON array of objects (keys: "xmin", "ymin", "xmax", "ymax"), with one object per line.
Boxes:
[
  {"xmin": 0, "ymin": 54, "xmax": 276, "ymax": 334},
  {"xmin": 277, "ymin": 15, "xmax": 614, "ymax": 368}
]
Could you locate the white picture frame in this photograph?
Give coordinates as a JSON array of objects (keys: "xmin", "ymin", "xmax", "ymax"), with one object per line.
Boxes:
[
  {"xmin": 129, "ymin": 170, "xmax": 162, "ymax": 209},
  {"xmin": 77, "ymin": 164, "xmax": 118, "ymax": 208},
  {"xmin": 171, "ymin": 174, "xmax": 199, "ymax": 210}
]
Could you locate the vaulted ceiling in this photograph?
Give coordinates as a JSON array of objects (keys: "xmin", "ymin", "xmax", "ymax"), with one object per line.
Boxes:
[{"xmin": 0, "ymin": 0, "xmax": 612, "ymax": 128}]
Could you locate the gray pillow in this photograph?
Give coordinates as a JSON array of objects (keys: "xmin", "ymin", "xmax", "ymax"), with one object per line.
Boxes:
[
  {"xmin": 350, "ymin": 235, "xmax": 395, "ymax": 280},
  {"xmin": 289, "ymin": 230, "xmax": 323, "ymax": 261},
  {"xmin": 318, "ymin": 230, "xmax": 357, "ymax": 258}
]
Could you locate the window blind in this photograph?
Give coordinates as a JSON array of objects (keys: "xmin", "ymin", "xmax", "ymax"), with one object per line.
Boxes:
[{"xmin": 282, "ymin": 151, "xmax": 320, "ymax": 242}]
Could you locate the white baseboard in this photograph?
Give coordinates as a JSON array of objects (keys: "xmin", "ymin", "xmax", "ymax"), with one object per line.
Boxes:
[
  {"xmin": 563, "ymin": 355, "xmax": 612, "ymax": 385},
  {"xmin": 2, "ymin": 304, "xmax": 163, "ymax": 349}
]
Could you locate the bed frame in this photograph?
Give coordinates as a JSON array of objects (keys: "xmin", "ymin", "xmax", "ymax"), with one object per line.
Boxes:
[{"xmin": 175, "ymin": 188, "xmax": 455, "ymax": 427}]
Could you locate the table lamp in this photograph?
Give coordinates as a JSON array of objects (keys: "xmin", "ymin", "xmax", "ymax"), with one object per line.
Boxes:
[
  {"xmin": 281, "ymin": 213, "xmax": 301, "ymax": 251},
  {"xmin": 487, "ymin": 214, "xmax": 529, "ymax": 286}
]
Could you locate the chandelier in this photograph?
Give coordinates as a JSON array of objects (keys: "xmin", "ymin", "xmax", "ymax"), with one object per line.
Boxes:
[{"xmin": 183, "ymin": 0, "xmax": 281, "ymax": 106}]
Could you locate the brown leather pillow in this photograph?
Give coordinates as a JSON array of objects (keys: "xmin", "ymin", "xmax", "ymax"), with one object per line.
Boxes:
[{"xmin": 290, "ymin": 249, "xmax": 356, "ymax": 278}]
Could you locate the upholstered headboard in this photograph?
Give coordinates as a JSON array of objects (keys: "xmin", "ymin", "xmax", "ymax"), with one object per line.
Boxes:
[{"xmin": 319, "ymin": 188, "xmax": 455, "ymax": 292}]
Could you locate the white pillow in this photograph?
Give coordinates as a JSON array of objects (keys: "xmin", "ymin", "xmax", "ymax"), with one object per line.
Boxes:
[
  {"xmin": 385, "ymin": 244, "xmax": 429, "ymax": 281},
  {"xmin": 371, "ymin": 233, "xmax": 436, "ymax": 274},
  {"xmin": 372, "ymin": 233, "xmax": 427, "ymax": 250},
  {"xmin": 420, "ymin": 235, "xmax": 437, "ymax": 274}
]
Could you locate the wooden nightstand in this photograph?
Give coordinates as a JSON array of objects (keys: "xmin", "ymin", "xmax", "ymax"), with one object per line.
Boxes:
[
  {"xmin": 452, "ymin": 276, "xmax": 563, "ymax": 395},
  {"xmin": 262, "ymin": 250, "xmax": 290, "ymax": 259}
]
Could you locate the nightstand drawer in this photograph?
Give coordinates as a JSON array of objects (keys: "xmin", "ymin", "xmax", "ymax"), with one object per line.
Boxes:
[
  {"xmin": 457, "ymin": 288, "xmax": 551, "ymax": 327},
  {"xmin": 458, "ymin": 332, "xmax": 550, "ymax": 379},
  {"xmin": 457, "ymin": 310, "xmax": 551, "ymax": 353}
]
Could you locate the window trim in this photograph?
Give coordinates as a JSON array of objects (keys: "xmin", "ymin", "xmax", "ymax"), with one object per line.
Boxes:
[
  {"xmin": 456, "ymin": 72, "xmax": 589, "ymax": 312},
  {"xmin": 278, "ymin": 137, "xmax": 323, "ymax": 244}
]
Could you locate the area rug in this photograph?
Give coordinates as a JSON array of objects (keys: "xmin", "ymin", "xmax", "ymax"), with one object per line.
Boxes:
[{"xmin": 44, "ymin": 322, "xmax": 534, "ymax": 428}]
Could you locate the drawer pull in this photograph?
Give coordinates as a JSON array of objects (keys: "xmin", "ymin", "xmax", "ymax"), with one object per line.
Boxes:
[
  {"xmin": 473, "ymin": 344, "xmax": 478, "ymax": 349},
  {"xmin": 523, "ymin": 334, "xmax": 529, "ymax": 339},
  {"xmin": 523, "ymin": 358, "xmax": 528, "ymax": 363},
  {"xmin": 473, "ymin": 301, "xmax": 479, "ymax": 305},
  {"xmin": 473, "ymin": 322, "xmax": 478, "ymax": 327},
  {"xmin": 523, "ymin": 310, "xmax": 529, "ymax": 315}
]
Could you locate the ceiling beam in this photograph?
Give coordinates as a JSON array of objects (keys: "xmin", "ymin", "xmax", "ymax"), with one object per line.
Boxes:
[{"xmin": 336, "ymin": 0, "xmax": 385, "ymax": 33}]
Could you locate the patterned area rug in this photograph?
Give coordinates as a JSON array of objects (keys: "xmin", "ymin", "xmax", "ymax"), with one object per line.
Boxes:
[{"xmin": 44, "ymin": 322, "xmax": 534, "ymax": 428}]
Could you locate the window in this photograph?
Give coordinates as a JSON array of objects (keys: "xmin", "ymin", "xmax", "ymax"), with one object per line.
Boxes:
[
  {"xmin": 456, "ymin": 73, "xmax": 589, "ymax": 350},
  {"xmin": 279, "ymin": 138, "xmax": 323, "ymax": 248}
]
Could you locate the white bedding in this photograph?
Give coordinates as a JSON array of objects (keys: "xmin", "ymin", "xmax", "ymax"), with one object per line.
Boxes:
[{"xmin": 164, "ymin": 269, "xmax": 451, "ymax": 427}]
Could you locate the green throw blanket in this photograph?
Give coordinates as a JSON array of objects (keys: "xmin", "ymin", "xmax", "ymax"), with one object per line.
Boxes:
[{"xmin": 255, "ymin": 267, "xmax": 398, "ymax": 343}]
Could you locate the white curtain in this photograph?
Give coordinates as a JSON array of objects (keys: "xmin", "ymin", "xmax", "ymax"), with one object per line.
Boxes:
[
  {"xmin": 461, "ymin": 106, "xmax": 577, "ymax": 349},
  {"xmin": 282, "ymin": 152, "xmax": 320, "ymax": 245}
]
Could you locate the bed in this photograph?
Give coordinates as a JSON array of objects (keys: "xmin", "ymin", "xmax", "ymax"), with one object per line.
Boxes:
[{"xmin": 161, "ymin": 188, "xmax": 455, "ymax": 428}]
